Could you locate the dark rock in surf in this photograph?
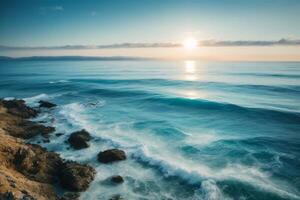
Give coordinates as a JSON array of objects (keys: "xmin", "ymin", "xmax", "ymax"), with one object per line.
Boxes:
[
  {"xmin": 111, "ymin": 175, "xmax": 124, "ymax": 184},
  {"xmin": 55, "ymin": 133, "xmax": 64, "ymax": 137},
  {"xmin": 59, "ymin": 161, "xmax": 96, "ymax": 192},
  {"xmin": 97, "ymin": 149, "xmax": 126, "ymax": 163},
  {"xmin": 43, "ymin": 138, "xmax": 50, "ymax": 143},
  {"xmin": 38, "ymin": 100, "xmax": 57, "ymax": 108},
  {"xmin": 68, "ymin": 129, "xmax": 91, "ymax": 150},
  {"xmin": 109, "ymin": 194, "xmax": 124, "ymax": 200}
]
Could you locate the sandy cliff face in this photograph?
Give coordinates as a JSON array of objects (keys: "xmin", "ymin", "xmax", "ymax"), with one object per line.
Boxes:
[
  {"xmin": 0, "ymin": 104, "xmax": 58, "ymax": 200},
  {"xmin": 0, "ymin": 100, "xmax": 95, "ymax": 200}
]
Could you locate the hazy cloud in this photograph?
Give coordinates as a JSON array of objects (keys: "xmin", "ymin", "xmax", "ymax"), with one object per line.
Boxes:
[
  {"xmin": 1, "ymin": 39, "xmax": 300, "ymax": 51},
  {"xmin": 200, "ymin": 38, "xmax": 300, "ymax": 46}
]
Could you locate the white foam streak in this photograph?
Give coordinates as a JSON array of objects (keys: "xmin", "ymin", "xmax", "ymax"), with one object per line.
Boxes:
[
  {"xmin": 49, "ymin": 79, "xmax": 69, "ymax": 84},
  {"xmin": 200, "ymin": 179, "xmax": 229, "ymax": 200},
  {"xmin": 59, "ymin": 103, "xmax": 95, "ymax": 132}
]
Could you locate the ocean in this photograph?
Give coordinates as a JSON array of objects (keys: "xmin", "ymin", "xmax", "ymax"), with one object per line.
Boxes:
[{"xmin": 0, "ymin": 60, "xmax": 299, "ymax": 200}]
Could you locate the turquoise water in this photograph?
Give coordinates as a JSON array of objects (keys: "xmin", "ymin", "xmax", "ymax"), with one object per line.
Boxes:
[{"xmin": 0, "ymin": 60, "xmax": 300, "ymax": 200}]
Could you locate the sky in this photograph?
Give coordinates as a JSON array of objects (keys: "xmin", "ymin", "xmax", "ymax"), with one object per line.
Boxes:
[{"xmin": 1, "ymin": 0, "xmax": 300, "ymax": 61}]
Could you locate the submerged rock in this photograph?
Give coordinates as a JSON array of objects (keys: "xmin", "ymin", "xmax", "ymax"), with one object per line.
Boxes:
[
  {"xmin": 60, "ymin": 192, "xmax": 80, "ymax": 200},
  {"xmin": 68, "ymin": 129, "xmax": 91, "ymax": 150},
  {"xmin": 97, "ymin": 149, "xmax": 126, "ymax": 163},
  {"xmin": 111, "ymin": 175, "xmax": 124, "ymax": 184},
  {"xmin": 38, "ymin": 101, "xmax": 56, "ymax": 108},
  {"xmin": 55, "ymin": 133, "xmax": 64, "ymax": 137},
  {"xmin": 0, "ymin": 99, "xmax": 38, "ymax": 118},
  {"xmin": 109, "ymin": 194, "xmax": 124, "ymax": 200},
  {"xmin": 59, "ymin": 161, "xmax": 96, "ymax": 192}
]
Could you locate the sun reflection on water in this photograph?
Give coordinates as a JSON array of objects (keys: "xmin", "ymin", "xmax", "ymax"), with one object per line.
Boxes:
[
  {"xmin": 184, "ymin": 60, "xmax": 197, "ymax": 81},
  {"xmin": 185, "ymin": 60, "xmax": 196, "ymax": 73},
  {"xmin": 181, "ymin": 60, "xmax": 208, "ymax": 99}
]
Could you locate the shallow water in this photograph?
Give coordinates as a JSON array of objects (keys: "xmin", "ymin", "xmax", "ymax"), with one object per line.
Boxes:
[{"xmin": 0, "ymin": 60, "xmax": 299, "ymax": 200}]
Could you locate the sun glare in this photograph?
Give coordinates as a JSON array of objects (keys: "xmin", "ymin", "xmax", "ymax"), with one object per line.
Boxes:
[{"xmin": 183, "ymin": 37, "xmax": 198, "ymax": 50}]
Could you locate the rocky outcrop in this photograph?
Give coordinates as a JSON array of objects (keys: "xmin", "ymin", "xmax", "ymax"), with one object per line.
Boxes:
[
  {"xmin": 0, "ymin": 99, "xmax": 38, "ymax": 118},
  {"xmin": 0, "ymin": 191, "xmax": 36, "ymax": 200},
  {"xmin": 13, "ymin": 145, "xmax": 62, "ymax": 183},
  {"xmin": 97, "ymin": 149, "xmax": 126, "ymax": 163},
  {"xmin": 38, "ymin": 100, "xmax": 57, "ymax": 108},
  {"xmin": 14, "ymin": 121, "xmax": 55, "ymax": 139},
  {"xmin": 0, "ymin": 99, "xmax": 96, "ymax": 199},
  {"xmin": 0, "ymin": 102, "xmax": 55, "ymax": 139},
  {"xmin": 0, "ymin": 128, "xmax": 59, "ymax": 200},
  {"xmin": 68, "ymin": 129, "xmax": 91, "ymax": 150},
  {"xmin": 60, "ymin": 161, "xmax": 96, "ymax": 191}
]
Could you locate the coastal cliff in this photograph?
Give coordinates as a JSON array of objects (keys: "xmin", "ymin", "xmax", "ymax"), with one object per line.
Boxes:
[{"xmin": 0, "ymin": 100, "xmax": 95, "ymax": 200}]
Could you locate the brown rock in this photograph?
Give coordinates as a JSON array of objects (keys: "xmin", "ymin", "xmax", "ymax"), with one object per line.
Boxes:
[
  {"xmin": 0, "ymin": 99, "xmax": 38, "ymax": 118},
  {"xmin": 14, "ymin": 145, "xmax": 63, "ymax": 184},
  {"xmin": 0, "ymin": 105, "xmax": 54, "ymax": 139},
  {"xmin": 16, "ymin": 121, "xmax": 55, "ymax": 139},
  {"xmin": 97, "ymin": 149, "xmax": 126, "ymax": 163},
  {"xmin": 111, "ymin": 175, "xmax": 124, "ymax": 184},
  {"xmin": 38, "ymin": 101, "xmax": 56, "ymax": 108},
  {"xmin": 68, "ymin": 129, "xmax": 91, "ymax": 150},
  {"xmin": 0, "ymin": 131, "xmax": 59, "ymax": 200},
  {"xmin": 59, "ymin": 161, "xmax": 96, "ymax": 192}
]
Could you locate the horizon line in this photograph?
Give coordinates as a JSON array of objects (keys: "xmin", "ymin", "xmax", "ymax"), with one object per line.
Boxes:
[
  {"xmin": 1, "ymin": 55, "xmax": 300, "ymax": 63},
  {"xmin": 1, "ymin": 38, "xmax": 300, "ymax": 51}
]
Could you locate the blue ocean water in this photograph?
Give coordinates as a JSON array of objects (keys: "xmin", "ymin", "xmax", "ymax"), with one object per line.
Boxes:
[{"xmin": 0, "ymin": 60, "xmax": 299, "ymax": 200}]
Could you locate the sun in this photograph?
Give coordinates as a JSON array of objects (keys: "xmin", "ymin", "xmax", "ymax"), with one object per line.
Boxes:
[{"xmin": 183, "ymin": 37, "xmax": 198, "ymax": 50}]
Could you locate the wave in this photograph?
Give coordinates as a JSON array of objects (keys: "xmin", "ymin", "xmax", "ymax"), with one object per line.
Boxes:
[
  {"xmin": 72, "ymin": 78, "xmax": 300, "ymax": 93},
  {"xmin": 82, "ymin": 88, "xmax": 153, "ymax": 98},
  {"xmin": 81, "ymin": 86, "xmax": 300, "ymax": 124},
  {"xmin": 131, "ymin": 146, "xmax": 300, "ymax": 200},
  {"xmin": 198, "ymin": 179, "xmax": 229, "ymax": 200},
  {"xmin": 222, "ymin": 84, "xmax": 300, "ymax": 95},
  {"xmin": 228, "ymin": 72, "xmax": 300, "ymax": 79},
  {"xmin": 3, "ymin": 94, "xmax": 49, "ymax": 103},
  {"xmin": 58, "ymin": 102, "xmax": 94, "ymax": 131},
  {"xmin": 23, "ymin": 93, "xmax": 66, "ymax": 107},
  {"xmin": 48, "ymin": 100, "xmax": 300, "ymax": 199},
  {"xmin": 133, "ymin": 120, "xmax": 189, "ymax": 140},
  {"xmin": 143, "ymin": 96, "xmax": 300, "ymax": 123},
  {"xmin": 71, "ymin": 78, "xmax": 165, "ymax": 85},
  {"xmin": 23, "ymin": 93, "xmax": 50, "ymax": 107},
  {"xmin": 23, "ymin": 93, "xmax": 49, "ymax": 102}
]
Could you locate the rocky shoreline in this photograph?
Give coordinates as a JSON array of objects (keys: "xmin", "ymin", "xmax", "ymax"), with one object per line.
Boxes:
[{"xmin": 0, "ymin": 99, "xmax": 126, "ymax": 200}]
